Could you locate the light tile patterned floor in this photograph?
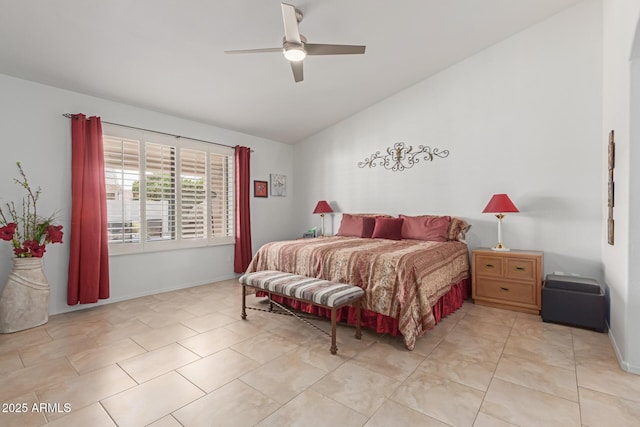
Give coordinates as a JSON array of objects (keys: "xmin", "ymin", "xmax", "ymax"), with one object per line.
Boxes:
[{"xmin": 0, "ymin": 278, "xmax": 639, "ymax": 426}]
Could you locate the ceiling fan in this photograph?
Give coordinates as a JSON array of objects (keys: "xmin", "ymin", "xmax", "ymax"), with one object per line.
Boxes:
[{"xmin": 224, "ymin": 3, "xmax": 366, "ymax": 83}]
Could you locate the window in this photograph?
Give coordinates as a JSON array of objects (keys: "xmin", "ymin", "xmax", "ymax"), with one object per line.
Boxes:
[{"xmin": 103, "ymin": 124, "xmax": 234, "ymax": 254}]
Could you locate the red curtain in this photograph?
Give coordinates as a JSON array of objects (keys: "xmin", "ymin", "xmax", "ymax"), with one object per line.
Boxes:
[
  {"xmin": 67, "ymin": 114, "xmax": 110, "ymax": 305},
  {"xmin": 234, "ymin": 146, "xmax": 252, "ymax": 273}
]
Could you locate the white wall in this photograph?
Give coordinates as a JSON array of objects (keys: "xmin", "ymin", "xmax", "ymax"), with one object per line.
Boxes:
[
  {"xmin": 630, "ymin": 57, "xmax": 640, "ymax": 373},
  {"xmin": 602, "ymin": 0, "xmax": 640, "ymax": 373},
  {"xmin": 295, "ymin": 1, "xmax": 603, "ymax": 279},
  {"xmin": 0, "ymin": 74, "xmax": 294, "ymax": 315}
]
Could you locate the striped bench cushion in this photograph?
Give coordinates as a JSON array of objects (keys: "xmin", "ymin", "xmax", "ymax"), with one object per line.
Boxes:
[{"xmin": 239, "ymin": 271, "xmax": 364, "ymax": 308}]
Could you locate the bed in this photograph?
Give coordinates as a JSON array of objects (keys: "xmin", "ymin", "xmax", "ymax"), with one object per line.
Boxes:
[{"xmin": 244, "ymin": 214, "xmax": 471, "ymax": 350}]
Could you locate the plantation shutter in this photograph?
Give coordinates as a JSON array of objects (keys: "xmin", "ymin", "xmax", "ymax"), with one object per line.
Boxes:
[
  {"xmin": 210, "ymin": 152, "xmax": 234, "ymax": 238},
  {"xmin": 180, "ymin": 148, "xmax": 207, "ymax": 239},
  {"xmin": 103, "ymin": 136, "xmax": 140, "ymax": 244},
  {"xmin": 145, "ymin": 142, "xmax": 176, "ymax": 241},
  {"xmin": 102, "ymin": 124, "xmax": 235, "ymax": 254}
]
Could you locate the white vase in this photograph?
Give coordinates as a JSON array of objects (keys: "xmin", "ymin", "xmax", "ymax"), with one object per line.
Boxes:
[{"xmin": 0, "ymin": 257, "xmax": 50, "ymax": 333}]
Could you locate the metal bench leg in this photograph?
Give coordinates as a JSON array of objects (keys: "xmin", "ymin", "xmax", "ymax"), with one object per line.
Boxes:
[
  {"xmin": 241, "ymin": 285, "xmax": 247, "ymax": 320},
  {"xmin": 330, "ymin": 308, "xmax": 338, "ymax": 355},
  {"xmin": 355, "ymin": 299, "xmax": 362, "ymax": 340}
]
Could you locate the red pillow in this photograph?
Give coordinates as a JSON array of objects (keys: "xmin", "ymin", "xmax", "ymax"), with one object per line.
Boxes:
[
  {"xmin": 371, "ymin": 217, "xmax": 404, "ymax": 240},
  {"xmin": 337, "ymin": 214, "xmax": 376, "ymax": 238},
  {"xmin": 399, "ymin": 215, "xmax": 451, "ymax": 242},
  {"xmin": 360, "ymin": 216, "xmax": 376, "ymax": 238}
]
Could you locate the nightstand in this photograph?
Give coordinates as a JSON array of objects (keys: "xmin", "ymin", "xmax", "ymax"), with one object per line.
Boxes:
[{"xmin": 471, "ymin": 248, "xmax": 543, "ymax": 314}]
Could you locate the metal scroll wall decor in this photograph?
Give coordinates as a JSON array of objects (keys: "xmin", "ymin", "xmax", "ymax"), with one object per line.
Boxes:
[{"xmin": 357, "ymin": 142, "xmax": 449, "ymax": 172}]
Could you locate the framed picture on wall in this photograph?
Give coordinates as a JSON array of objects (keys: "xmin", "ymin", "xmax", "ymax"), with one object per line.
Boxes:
[
  {"xmin": 254, "ymin": 180, "xmax": 268, "ymax": 198},
  {"xmin": 608, "ymin": 130, "xmax": 615, "ymax": 170},
  {"xmin": 270, "ymin": 174, "xmax": 287, "ymax": 197},
  {"xmin": 608, "ymin": 180, "xmax": 615, "ymax": 208},
  {"xmin": 608, "ymin": 217, "xmax": 614, "ymax": 245},
  {"xmin": 607, "ymin": 129, "xmax": 615, "ymax": 246}
]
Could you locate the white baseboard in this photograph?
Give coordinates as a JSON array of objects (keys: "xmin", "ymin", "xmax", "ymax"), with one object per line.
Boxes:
[
  {"xmin": 50, "ymin": 274, "xmax": 240, "ymax": 315},
  {"xmin": 608, "ymin": 324, "xmax": 640, "ymax": 375}
]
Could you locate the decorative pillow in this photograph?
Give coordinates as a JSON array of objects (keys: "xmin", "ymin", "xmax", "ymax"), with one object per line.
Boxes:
[
  {"xmin": 371, "ymin": 217, "xmax": 404, "ymax": 240},
  {"xmin": 360, "ymin": 216, "xmax": 377, "ymax": 238},
  {"xmin": 447, "ymin": 217, "xmax": 471, "ymax": 242},
  {"xmin": 337, "ymin": 214, "xmax": 376, "ymax": 238},
  {"xmin": 399, "ymin": 214, "xmax": 451, "ymax": 242}
]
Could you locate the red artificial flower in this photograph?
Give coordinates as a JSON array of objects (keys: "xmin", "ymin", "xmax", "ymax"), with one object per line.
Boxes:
[
  {"xmin": 21, "ymin": 240, "xmax": 46, "ymax": 257},
  {"xmin": 0, "ymin": 223, "xmax": 17, "ymax": 241},
  {"xmin": 22, "ymin": 240, "xmax": 38, "ymax": 251},
  {"xmin": 29, "ymin": 244, "xmax": 46, "ymax": 258},
  {"xmin": 1, "ymin": 163, "xmax": 63, "ymax": 259},
  {"xmin": 45, "ymin": 225, "xmax": 64, "ymax": 244}
]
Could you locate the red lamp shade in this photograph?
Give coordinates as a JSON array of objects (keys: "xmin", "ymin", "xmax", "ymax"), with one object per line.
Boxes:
[
  {"xmin": 313, "ymin": 200, "xmax": 333, "ymax": 214},
  {"xmin": 482, "ymin": 194, "xmax": 519, "ymax": 213}
]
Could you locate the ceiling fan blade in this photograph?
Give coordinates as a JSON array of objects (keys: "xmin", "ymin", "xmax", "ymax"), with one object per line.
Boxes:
[
  {"xmin": 291, "ymin": 61, "xmax": 303, "ymax": 82},
  {"xmin": 306, "ymin": 44, "xmax": 366, "ymax": 55},
  {"xmin": 224, "ymin": 47, "xmax": 282, "ymax": 54},
  {"xmin": 281, "ymin": 3, "xmax": 302, "ymax": 44}
]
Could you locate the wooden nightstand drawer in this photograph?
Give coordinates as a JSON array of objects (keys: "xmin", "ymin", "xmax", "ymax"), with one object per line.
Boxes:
[
  {"xmin": 505, "ymin": 258, "xmax": 536, "ymax": 282},
  {"xmin": 472, "ymin": 248, "xmax": 543, "ymax": 314},
  {"xmin": 475, "ymin": 255, "xmax": 504, "ymax": 277},
  {"xmin": 475, "ymin": 278, "xmax": 536, "ymax": 305}
]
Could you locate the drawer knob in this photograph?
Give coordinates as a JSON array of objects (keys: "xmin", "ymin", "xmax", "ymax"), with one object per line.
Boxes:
[
  {"xmin": 500, "ymin": 287, "xmax": 510, "ymax": 292},
  {"xmin": 485, "ymin": 264, "xmax": 495, "ymax": 268},
  {"xmin": 514, "ymin": 266, "xmax": 526, "ymax": 271}
]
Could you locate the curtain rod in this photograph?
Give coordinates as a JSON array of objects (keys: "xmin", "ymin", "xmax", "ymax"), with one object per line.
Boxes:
[{"xmin": 62, "ymin": 113, "xmax": 252, "ymax": 152}]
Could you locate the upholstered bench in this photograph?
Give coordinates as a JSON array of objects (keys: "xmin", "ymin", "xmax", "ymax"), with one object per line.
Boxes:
[{"xmin": 239, "ymin": 270, "xmax": 364, "ymax": 354}]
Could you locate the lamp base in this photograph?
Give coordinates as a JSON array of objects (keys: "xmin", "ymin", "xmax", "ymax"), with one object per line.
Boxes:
[{"xmin": 491, "ymin": 244, "xmax": 511, "ymax": 252}]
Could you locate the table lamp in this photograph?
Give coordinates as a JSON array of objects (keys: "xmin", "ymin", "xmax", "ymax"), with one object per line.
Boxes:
[
  {"xmin": 482, "ymin": 193, "xmax": 519, "ymax": 251},
  {"xmin": 313, "ymin": 200, "xmax": 333, "ymax": 237}
]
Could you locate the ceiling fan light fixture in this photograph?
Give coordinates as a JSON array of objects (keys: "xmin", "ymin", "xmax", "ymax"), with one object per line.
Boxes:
[
  {"xmin": 224, "ymin": 4, "xmax": 365, "ymax": 82},
  {"xmin": 283, "ymin": 44, "xmax": 306, "ymax": 61}
]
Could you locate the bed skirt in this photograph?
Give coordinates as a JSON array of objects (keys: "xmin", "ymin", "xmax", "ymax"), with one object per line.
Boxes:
[{"xmin": 255, "ymin": 278, "xmax": 470, "ymax": 337}]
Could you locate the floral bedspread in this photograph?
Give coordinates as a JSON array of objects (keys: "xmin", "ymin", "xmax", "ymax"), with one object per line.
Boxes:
[{"xmin": 245, "ymin": 236, "xmax": 470, "ymax": 349}]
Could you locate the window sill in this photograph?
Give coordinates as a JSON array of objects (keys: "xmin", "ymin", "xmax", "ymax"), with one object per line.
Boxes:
[{"xmin": 108, "ymin": 237, "xmax": 234, "ymax": 256}]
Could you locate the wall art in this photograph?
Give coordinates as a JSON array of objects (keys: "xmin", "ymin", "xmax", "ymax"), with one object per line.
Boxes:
[
  {"xmin": 254, "ymin": 180, "xmax": 268, "ymax": 198},
  {"xmin": 608, "ymin": 130, "xmax": 615, "ymax": 245},
  {"xmin": 270, "ymin": 174, "xmax": 287, "ymax": 197},
  {"xmin": 357, "ymin": 142, "xmax": 449, "ymax": 172}
]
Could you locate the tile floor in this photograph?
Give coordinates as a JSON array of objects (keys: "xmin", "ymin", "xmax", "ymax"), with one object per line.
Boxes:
[{"xmin": 0, "ymin": 278, "xmax": 639, "ymax": 426}]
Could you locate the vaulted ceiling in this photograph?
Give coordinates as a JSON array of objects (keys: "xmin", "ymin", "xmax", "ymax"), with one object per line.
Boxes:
[{"xmin": 0, "ymin": 0, "xmax": 583, "ymax": 143}]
